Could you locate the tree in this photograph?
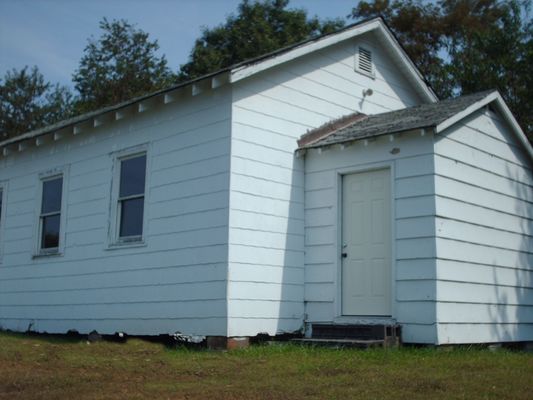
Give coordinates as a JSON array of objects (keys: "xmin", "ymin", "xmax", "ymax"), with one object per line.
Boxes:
[
  {"xmin": 178, "ymin": 0, "xmax": 345, "ymax": 81},
  {"xmin": 0, "ymin": 66, "xmax": 73, "ymax": 139},
  {"xmin": 73, "ymin": 18, "xmax": 177, "ymax": 114},
  {"xmin": 351, "ymin": 0, "xmax": 533, "ymax": 140}
]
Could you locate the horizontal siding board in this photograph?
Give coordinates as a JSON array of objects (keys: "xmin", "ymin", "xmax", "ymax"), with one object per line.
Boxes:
[
  {"xmin": 434, "ymin": 175, "xmax": 532, "ymax": 220},
  {"xmin": 305, "ymin": 282, "xmax": 335, "ymax": 302},
  {"xmin": 0, "ymin": 281, "xmax": 227, "ymax": 306},
  {"xmin": 1, "ymin": 263, "xmax": 227, "ymax": 293},
  {"xmin": 396, "ymin": 280, "xmax": 436, "ymax": 301},
  {"xmin": 436, "ymin": 196, "xmax": 532, "ymax": 236},
  {"xmin": 306, "ymin": 226, "xmax": 334, "ymax": 246},
  {"xmin": 396, "ymin": 301, "xmax": 435, "ymax": 324},
  {"xmin": 228, "ymin": 263, "xmax": 303, "ymax": 285},
  {"xmin": 149, "ymin": 190, "xmax": 229, "ymax": 220},
  {"xmin": 230, "ymin": 191, "xmax": 303, "ymax": 220},
  {"xmin": 228, "ymin": 300, "xmax": 304, "ymax": 319},
  {"xmin": 462, "ymin": 110, "xmax": 520, "ymax": 146},
  {"xmin": 305, "ymin": 208, "xmax": 333, "ymax": 228},
  {"xmin": 229, "ymin": 227, "xmax": 304, "ymax": 251},
  {"xmin": 151, "ymin": 135, "xmax": 230, "ymax": 172},
  {"xmin": 397, "ymin": 259, "xmax": 436, "ymax": 281},
  {"xmin": 436, "ymin": 237, "xmax": 532, "ymax": 269},
  {"xmin": 438, "ymin": 116, "xmax": 530, "ymax": 167},
  {"xmin": 436, "ymin": 217, "xmax": 533, "ymax": 252},
  {"xmin": 150, "ymin": 173, "xmax": 229, "ymax": 203},
  {"xmin": 397, "ymin": 238, "xmax": 436, "ymax": 259},
  {"xmin": 230, "ymin": 209, "xmax": 303, "ymax": 235},
  {"xmin": 402, "ymin": 324, "xmax": 437, "ymax": 344},
  {"xmin": 437, "ymin": 280, "xmax": 533, "ymax": 305},
  {"xmin": 228, "ymin": 244, "xmax": 303, "ymax": 267},
  {"xmin": 0, "ymin": 300, "xmax": 226, "ymax": 320},
  {"xmin": 437, "ymin": 323, "xmax": 533, "ymax": 344},
  {"xmin": 230, "ymin": 173, "xmax": 303, "ymax": 203},
  {"xmin": 395, "ymin": 196, "xmax": 435, "ymax": 219},
  {"xmin": 396, "ymin": 217, "xmax": 435, "ymax": 239},
  {"xmin": 436, "ymin": 259, "xmax": 532, "ymax": 288},
  {"xmin": 305, "ymin": 302, "xmax": 335, "ymax": 322},
  {"xmin": 434, "ymin": 136, "xmax": 532, "ymax": 182},
  {"xmin": 437, "ymin": 302, "xmax": 533, "ymax": 324},
  {"xmin": 396, "ymin": 175, "xmax": 434, "ymax": 198},
  {"xmin": 231, "ymin": 139, "xmax": 297, "ymax": 170},
  {"xmin": 305, "ymin": 264, "xmax": 335, "ymax": 283},
  {"xmin": 396, "ymin": 155, "xmax": 434, "ymax": 178},
  {"xmin": 229, "ymin": 281, "xmax": 303, "ymax": 302},
  {"xmin": 434, "ymin": 154, "xmax": 533, "ymax": 202},
  {"xmin": 231, "ymin": 156, "xmax": 301, "ymax": 187},
  {"xmin": 148, "ymin": 210, "xmax": 228, "ymax": 236}
]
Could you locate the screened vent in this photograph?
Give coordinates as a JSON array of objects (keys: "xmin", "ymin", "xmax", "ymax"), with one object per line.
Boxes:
[{"xmin": 357, "ymin": 47, "xmax": 374, "ymax": 75}]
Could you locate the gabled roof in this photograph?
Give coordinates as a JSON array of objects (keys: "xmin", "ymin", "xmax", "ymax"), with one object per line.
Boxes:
[
  {"xmin": 0, "ymin": 17, "xmax": 436, "ymax": 155},
  {"xmin": 298, "ymin": 90, "xmax": 533, "ymax": 160}
]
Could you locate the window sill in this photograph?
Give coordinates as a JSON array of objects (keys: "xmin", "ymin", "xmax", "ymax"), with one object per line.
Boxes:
[
  {"xmin": 106, "ymin": 240, "xmax": 147, "ymax": 251},
  {"xmin": 33, "ymin": 250, "xmax": 63, "ymax": 259}
]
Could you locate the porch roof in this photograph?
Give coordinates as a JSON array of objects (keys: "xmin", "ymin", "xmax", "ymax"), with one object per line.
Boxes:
[{"xmin": 298, "ymin": 91, "xmax": 494, "ymax": 149}]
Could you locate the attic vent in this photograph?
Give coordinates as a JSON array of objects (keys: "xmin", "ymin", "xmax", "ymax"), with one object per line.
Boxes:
[{"xmin": 357, "ymin": 47, "xmax": 374, "ymax": 76}]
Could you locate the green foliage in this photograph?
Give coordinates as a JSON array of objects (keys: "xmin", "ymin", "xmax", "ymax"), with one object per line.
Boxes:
[
  {"xmin": 352, "ymin": 0, "xmax": 533, "ymax": 140},
  {"xmin": 0, "ymin": 66, "xmax": 73, "ymax": 139},
  {"xmin": 178, "ymin": 0, "xmax": 345, "ymax": 81},
  {"xmin": 72, "ymin": 18, "xmax": 177, "ymax": 113}
]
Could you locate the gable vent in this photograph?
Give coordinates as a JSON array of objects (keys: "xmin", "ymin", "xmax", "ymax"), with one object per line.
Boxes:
[{"xmin": 357, "ymin": 47, "xmax": 373, "ymax": 75}]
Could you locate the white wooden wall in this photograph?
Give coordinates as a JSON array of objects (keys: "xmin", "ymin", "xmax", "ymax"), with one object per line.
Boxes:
[
  {"xmin": 304, "ymin": 132, "xmax": 438, "ymax": 344},
  {"xmin": 434, "ymin": 109, "xmax": 533, "ymax": 344},
  {"xmin": 0, "ymin": 87, "xmax": 232, "ymax": 336},
  {"xmin": 228, "ymin": 31, "xmax": 426, "ymax": 337}
]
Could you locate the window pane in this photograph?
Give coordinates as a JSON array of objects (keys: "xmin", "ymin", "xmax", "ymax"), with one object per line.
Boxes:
[
  {"xmin": 119, "ymin": 155, "xmax": 146, "ymax": 198},
  {"xmin": 42, "ymin": 214, "xmax": 60, "ymax": 248},
  {"xmin": 119, "ymin": 197, "xmax": 144, "ymax": 238},
  {"xmin": 42, "ymin": 177, "xmax": 63, "ymax": 214}
]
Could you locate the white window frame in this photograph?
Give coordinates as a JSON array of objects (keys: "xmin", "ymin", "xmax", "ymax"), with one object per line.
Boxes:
[
  {"xmin": 0, "ymin": 181, "xmax": 7, "ymax": 263},
  {"xmin": 33, "ymin": 167, "xmax": 68, "ymax": 257},
  {"xmin": 107, "ymin": 144, "xmax": 149, "ymax": 249}
]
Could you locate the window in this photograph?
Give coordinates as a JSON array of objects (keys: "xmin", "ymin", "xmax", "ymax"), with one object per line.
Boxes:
[
  {"xmin": 39, "ymin": 176, "xmax": 63, "ymax": 251},
  {"xmin": 116, "ymin": 153, "xmax": 147, "ymax": 241}
]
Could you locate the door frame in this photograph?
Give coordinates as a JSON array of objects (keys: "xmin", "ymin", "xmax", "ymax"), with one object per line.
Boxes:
[{"xmin": 332, "ymin": 161, "xmax": 397, "ymax": 321}]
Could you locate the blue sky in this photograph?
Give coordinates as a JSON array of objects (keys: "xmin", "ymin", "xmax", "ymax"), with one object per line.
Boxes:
[{"xmin": 0, "ymin": 0, "xmax": 356, "ymax": 88}]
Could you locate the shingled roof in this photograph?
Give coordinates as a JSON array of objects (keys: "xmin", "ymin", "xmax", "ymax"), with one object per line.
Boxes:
[{"xmin": 299, "ymin": 90, "xmax": 495, "ymax": 149}]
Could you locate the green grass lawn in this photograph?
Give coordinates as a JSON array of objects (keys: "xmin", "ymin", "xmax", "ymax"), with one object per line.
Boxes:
[{"xmin": 0, "ymin": 331, "xmax": 532, "ymax": 399}]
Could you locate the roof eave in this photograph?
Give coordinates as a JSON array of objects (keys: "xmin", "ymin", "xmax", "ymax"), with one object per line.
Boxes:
[
  {"xmin": 299, "ymin": 125, "xmax": 434, "ymax": 151},
  {"xmin": 0, "ymin": 70, "xmax": 231, "ymax": 149}
]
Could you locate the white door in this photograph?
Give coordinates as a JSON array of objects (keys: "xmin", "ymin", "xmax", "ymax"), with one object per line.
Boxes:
[{"xmin": 341, "ymin": 168, "xmax": 392, "ymax": 316}]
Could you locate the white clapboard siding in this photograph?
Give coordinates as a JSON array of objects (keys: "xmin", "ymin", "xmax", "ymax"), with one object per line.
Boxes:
[
  {"xmin": 303, "ymin": 130, "xmax": 437, "ymax": 343},
  {"xmin": 0, "ymin": 87, "xmax": 233, "ymax": 336},
  {"xmin": 228, "ymin": 31, "xmax": 427, "ymax": 337},
  {"xmin": 437, "ymin": 323, "xmax": 533, "ymax": 345},
  {"xmin": 434, "ymin": 108, "xmax": 533, "ymax": 344}
]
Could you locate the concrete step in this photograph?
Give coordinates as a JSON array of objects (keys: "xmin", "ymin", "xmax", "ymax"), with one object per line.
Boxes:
[{"xmin": 292, "ymin": 338, "xmax": 385, "ymax": 349}]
